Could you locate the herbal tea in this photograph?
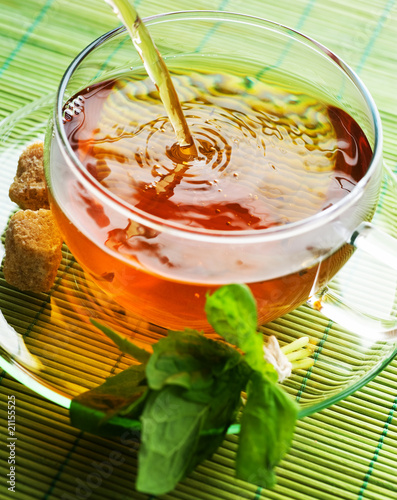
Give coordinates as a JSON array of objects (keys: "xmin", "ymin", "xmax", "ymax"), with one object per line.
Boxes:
[{"xmin": 53, "ymin": 69, "xmax": 372, "ymax": 329}]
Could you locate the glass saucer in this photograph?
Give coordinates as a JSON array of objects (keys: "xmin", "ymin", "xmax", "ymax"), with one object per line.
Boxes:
[{"xmin": 0, "ymin": 97, "xmax": 396, "ymax": 429}]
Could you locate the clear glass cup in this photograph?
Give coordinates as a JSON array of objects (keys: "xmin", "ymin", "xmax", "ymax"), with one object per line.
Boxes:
[{"xmin": 45, "ymin": 11, "xmax": 395, "ymax": 338}]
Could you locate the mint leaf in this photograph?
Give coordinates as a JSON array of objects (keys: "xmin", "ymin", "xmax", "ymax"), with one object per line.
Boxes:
[
  {"xmin": 186, "ymin": 360, "xmax": 248, "ymax": 470},
  {"xmin": 236, "ymin": 371, "xmax": 298, "ymax": 488},
  {"xmin": 205, "ymin": 284, "xmax": 257, "ymax": 346},
  {"xmin": 70, "ymin": 403, "xmax": 142, "ymax": 438},
  {"xmin": 68, "ymin": 285, "xmax": 299, "ymax": 495},
  {"xmin": 146, "ymin": 329, "xmax": 243, "ymax": 396},
  {"xmin": 205, "ymin": 285, "xmax": 278, "ymax": 382},
  {"xmin": 70, "ymin": 364, "xmax": 147, "ymax": 436},
  {"xmin": 90, "ymin": 319, "xmax": 151, "ymax": 363},
  {"xmin": 137, "ymin": 386, "xmax": 209, "ymax": 495},
  {"xmin": 139, "ymin": 328, "xmax": 251, "ymax": 493}
]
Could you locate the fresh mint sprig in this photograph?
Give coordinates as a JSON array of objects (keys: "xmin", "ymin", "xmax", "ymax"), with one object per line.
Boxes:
[{"xmin": 70, "ymin": 284, "xmax": 299, "ymax": 495}]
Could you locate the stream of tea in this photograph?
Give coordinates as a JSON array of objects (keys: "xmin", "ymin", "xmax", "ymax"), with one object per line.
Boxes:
[{"xmin": 104, "ymin": 0, "xmax": 196, "ymax": 152}]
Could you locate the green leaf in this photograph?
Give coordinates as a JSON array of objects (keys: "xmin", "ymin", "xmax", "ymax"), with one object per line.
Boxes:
[
  {"xmin": 137, "ymin": 386, "xmax": 209, "ymax": 495},
  {"xmin": 146, "ymin": 329, "xmax": 243, "ymax": 397},
  {"xmin": 205, "ymin": 284, "xmax": 257, "ymax": 347},
  {"xmin": 138, "ymin": 330, "xmax": 251, "ymax": 494},
  {"xmin": 68, "ymin": 291, "xmax": 299, "ymax": 495},
  {"xmin": 236, "ymin": 371, "xmax": 298, "ymax": 488},
  {"xmin": 205, "ymin": 285, "xmax": 278, "ymax": 382},
  {"xmin": 90, "ymin": 319, "xmax": 151, "ymax": 363},
  {"xmin": 70, "ymin": 364, "xmax": 148, "ymax": 436},
  {"xmin": 186, "ymin": 360, "xmax": 248, "ymax": 470},
  {"xmin": 70, "ymin": 399, "xmax": 143, "ymax": 438}
]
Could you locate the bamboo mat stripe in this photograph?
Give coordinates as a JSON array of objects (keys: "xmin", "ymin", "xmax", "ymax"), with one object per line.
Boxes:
[
  {"xmin": 0, "ymin": 0, "xmax": 56, "ymax": 79},
  {"xmin": 294, "ymin": 0, "xmax": 316, "ymax": 30},
  {"xmin": 255, "ymin": 0, "xmax": 317, "ymax": 79},
  {"xmin": 358, "ymin": 394, "xmax": 397, "ymax": 500},
  {"xmin": 295, "ymin": 319, "xmax": 333, "ymax": 402},
  {"xmin": 43, "ymin": 430, "xmax": 85, "ymax": 500},
  {"xmin": 0, "ymin": 0, "xmax": 396, "ymax": 499},
  {"xmin": 355, "ymin": 0, "xmax": 396, "ymax": 74},
  {"xmin": 182, "ymin": 0, "xmax": 231, "ymax": 54}
]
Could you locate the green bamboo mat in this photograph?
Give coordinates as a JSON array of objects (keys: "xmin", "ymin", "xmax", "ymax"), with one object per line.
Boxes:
[{"xmin": 0, "ymin": 0, "xmax": 397, "ymax": 499}]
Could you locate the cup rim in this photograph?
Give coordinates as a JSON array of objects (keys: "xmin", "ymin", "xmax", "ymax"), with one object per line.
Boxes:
[{"xmin": 54, "ymin": 10, "xmax": 383, "ymax": 244}]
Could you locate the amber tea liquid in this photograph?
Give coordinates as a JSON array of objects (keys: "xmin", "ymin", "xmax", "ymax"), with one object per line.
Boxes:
[{"xmin": 53, "ymin": 68, "xmax": 372, "ymax": 329}]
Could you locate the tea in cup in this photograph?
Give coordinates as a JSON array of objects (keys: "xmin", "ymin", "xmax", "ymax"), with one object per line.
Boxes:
[{"xmin": 45, "ymin": 12, "xmax": 389, "ymax": 334}]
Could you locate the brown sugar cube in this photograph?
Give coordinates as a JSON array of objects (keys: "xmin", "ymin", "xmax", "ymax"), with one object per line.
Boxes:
[
  {"xmin": 9, "ymin": 142, "xmax": 50, "ymax": 210},
  {"xmin": 3, "ymin": 209, "xmax": 63, "ymax": 293}
]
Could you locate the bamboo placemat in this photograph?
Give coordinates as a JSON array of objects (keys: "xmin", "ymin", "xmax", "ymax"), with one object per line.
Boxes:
[{"xmin": 0, "ymin": 0, "xmax": 397, "ymax": 499}]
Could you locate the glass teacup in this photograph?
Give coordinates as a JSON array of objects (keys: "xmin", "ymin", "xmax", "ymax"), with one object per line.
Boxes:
[{"xmin": 45, "ymin": 11, "xmax": 395, "ymax": 337}]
